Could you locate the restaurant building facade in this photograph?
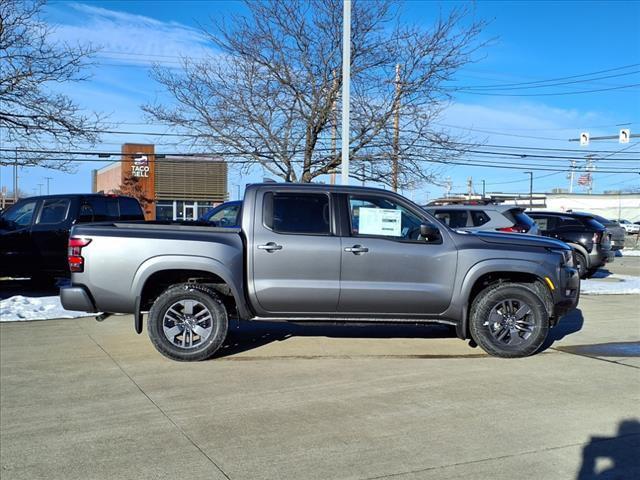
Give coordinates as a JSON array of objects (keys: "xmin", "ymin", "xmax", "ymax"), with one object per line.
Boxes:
[{"xmin": 92, "ymin": 143, "xmax": 228, "ymax": 220}]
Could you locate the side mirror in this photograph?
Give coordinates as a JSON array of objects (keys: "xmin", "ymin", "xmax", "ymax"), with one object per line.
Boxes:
[{"xmin": 420, "ymin": 223, "xmax": 440, "ymax": 241}]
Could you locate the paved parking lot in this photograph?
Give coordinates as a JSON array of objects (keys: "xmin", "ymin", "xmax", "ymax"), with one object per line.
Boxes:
[{"xmin": 1, "ymin": 259, "xmax": 639, "ymax": 480}]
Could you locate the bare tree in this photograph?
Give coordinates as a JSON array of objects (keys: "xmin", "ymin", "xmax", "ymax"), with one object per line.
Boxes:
[
  {"xmin": 113, "ymin": 175, "xmax": 154, "ymax": 219},
  {"xmin": 0, "ymin": 0, "xmax": 103, "ymax": 170},
  {"xmin": 144, "ymin": 0, "xmax": 486, "ymax": 188}
]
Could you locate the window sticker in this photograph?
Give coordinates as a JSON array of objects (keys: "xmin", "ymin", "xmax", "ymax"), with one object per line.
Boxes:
[{"xmin": 358, "ymin": 207, "xmax": 402, "ymax": 236}]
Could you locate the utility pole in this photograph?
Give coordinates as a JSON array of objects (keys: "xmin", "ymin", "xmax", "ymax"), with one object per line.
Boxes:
[
  {"xmin": 340, "ymin": 0, "xmax": 351, "ymax": 185},
  {"xmin": 392, "ymin": 63, "xmax": 401, "ymax": 192},
  {"xmin": 524, "ymin": 171, "xmax": 533, "ymax": 209},
  {"xmin": 44, "ymin": 176, "xmax": 53, "ymax": 195},
  {"xmin": 567, "ymin": 159, "xmax": 577, "ymax": 193},
  {"xmin": 466, "ymin": 177, "xmax": 473, "ymax": 198},
  {"xmin": 37, "ymin": 183, "xmax": 43, "ymax": 196},
  {"xmin": 14, "ymin": 148, "xmax": 18, "ymax": 201},
  {"xmin": 585, "ymin": 155, "xmax": 596, "ymax": 194},
  {"xmin": 482, "ymin": 180, "xmax": 486, "ymax": 198}
]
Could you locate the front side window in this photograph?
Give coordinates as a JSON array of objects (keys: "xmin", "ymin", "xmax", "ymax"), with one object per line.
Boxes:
[
  {"xmin": 37, "ymin": 199, "xmax": 70, "ymax": 224},
  {"xmin": 349, "ymin": 195, "xmax": 423, "ymax": 240},
  {"xmin": 1, "ymin": 200, "xmax": 37, "ymax": 229},
  {"xmin": 265, "ymin": 193, "xmax": 330, "ymax": 235}
]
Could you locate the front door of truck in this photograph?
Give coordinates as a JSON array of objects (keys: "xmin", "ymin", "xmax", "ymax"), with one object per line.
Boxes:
[
  {"xmin": 250, "ymin": 190, "xmax": 341, "ymax": 314},
  {"xmin": 338, "ymin": 193, "xmax": 457, "ymax": 315}
]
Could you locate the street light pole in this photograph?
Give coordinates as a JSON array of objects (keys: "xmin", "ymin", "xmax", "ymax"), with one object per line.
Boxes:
[
  {"xmin": 340, "ymin": 0, "xmax": 351, "ymax": 185},
  {"xmin": 482, "ymin": 180, "xmax": 486, "ymax": 198},
  {"xmin": 524, "ymin": 171, "xmax": 533, "ymax": 209},
  {"xmin": 44, "ymin": 177, "xmax": 52, "ymax": 195}
]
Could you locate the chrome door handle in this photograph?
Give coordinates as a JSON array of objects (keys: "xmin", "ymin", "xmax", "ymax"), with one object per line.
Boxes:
[
  {"xmin": 344, "ymin": 245, "xmax": 369, "ymax": 254},
  {"xmin": 257, "ymin": 242, "xmax": 283, "ymax": 252}
]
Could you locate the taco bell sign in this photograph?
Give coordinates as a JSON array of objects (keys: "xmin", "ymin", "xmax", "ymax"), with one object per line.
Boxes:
[{"xmin": 131, "ymin": 154, "xmax": 150, "ymax": 178}]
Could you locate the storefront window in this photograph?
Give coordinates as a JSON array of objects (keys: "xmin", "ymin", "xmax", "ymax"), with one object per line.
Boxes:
[{"xmin": 156, "ymin": 203, "xmax": 174, "ymax": 221}]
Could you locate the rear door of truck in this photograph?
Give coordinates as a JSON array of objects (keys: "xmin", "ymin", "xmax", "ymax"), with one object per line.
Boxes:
[{"xmin": 249, "ymin": 189, "xmax": 341, "ymax": 314}]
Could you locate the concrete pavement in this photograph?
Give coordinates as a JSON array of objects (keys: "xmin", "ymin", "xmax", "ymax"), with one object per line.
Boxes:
[{"xmin": 1, "ymin": 264, "xmax": 639, "ymax": 479}]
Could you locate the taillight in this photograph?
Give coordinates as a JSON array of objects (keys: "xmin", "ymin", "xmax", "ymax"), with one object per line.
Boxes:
[
  {"xmin": 592, "ymin": 232, "xmax": 602, "ymax": 244},
  {"xmin": 68, "ymin": 237, "xmax": 92, "ymax": 272},
  {"xmin": 498, "ymin": 224, "xmax": 529, "ymax": 233}
]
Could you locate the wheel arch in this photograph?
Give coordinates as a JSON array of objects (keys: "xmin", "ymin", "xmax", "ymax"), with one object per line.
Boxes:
[
  {"xmin": 458, "ymin": 260, "xmax": 554, "ymax": 340},
  {"xmin": 133, "ymin": 255, "xmax": 251, "ymax": 320}
]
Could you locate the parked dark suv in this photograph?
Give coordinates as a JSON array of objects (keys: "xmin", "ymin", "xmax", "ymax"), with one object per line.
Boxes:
[
  {"xmin": 0, "ymin": 194, "xmax": 144, "ymax": 282},
  {"xmin": 528, "ymin": 211, "xmax": 613, "ymax": 278}
]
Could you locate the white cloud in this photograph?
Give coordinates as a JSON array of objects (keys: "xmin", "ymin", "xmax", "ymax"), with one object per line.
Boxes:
[{"xmin": 48, "ymin": 3, "xmax": 217, "ymax": 66}]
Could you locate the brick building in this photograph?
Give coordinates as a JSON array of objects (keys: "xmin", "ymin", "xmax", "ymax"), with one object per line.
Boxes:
[{"xmin": 92, "ymin": 143, "xmax": 228, "ymax": 220}]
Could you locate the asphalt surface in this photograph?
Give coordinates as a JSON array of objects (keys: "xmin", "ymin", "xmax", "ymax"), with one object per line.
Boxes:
[{"xmin": 1, "ymin": 260, "xmax": 639, "ymax": 479}]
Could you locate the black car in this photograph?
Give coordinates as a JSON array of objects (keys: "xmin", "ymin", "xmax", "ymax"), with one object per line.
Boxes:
[
  {"xmin": 0, "ymin": 194, "xmax": 144, "ymax": 282},
  {"xmin": 529, "ymin": 211, "xmax": 613, "ymax": 278}
]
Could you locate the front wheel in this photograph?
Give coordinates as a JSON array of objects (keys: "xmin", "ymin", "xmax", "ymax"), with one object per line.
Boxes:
[
  {"xmin": 147, "ymin": 284, "xmax": 228, "ymax": 361},
  {"xmin": 469, "ymin": 283, "xmax": 549, "ymax": 358}
]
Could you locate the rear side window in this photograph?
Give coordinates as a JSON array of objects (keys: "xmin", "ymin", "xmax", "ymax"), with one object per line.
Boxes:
[
  {"xmin": 119, "ymin": 198, "xmax": 144, "ymax": 220},
  {"xmin": 471, "ymin": 210, "xmax": 490, "ymax": 226},
  {"xmin": 264, "ymin": 193, "xmax": 330, "ymax": 235},
  {"xmin": 558, "ymin": 216, "xmax": 582, "ymax": 228},
  {"xmin": 434, "ymin": 209, "xmax": 468, "ymax": 228},
  {"xmin": 37, "ymin": 198, "xmax": 70, "ymax": 224},
  {"xmin": 531, "ymin": 215, "xmax": 556, "ymax": 231}
]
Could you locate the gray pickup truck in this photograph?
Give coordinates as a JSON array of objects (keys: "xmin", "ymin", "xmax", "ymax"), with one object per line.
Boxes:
[{"xmin": 61, "ymin": 183, "xmax": 579, "ymax": 360}]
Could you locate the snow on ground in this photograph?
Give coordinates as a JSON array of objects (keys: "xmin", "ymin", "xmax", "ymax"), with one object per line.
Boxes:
[
  {"xmin": 0, "ymin": 295, "xmax": 94, "ymax": 322},
  {"xmin": 622, "ymin": 249, "xmax": 640, "ymax": 257},
  {"xmin": 581, "ymin": 274, "xmax": 640, "ymax": 295}
]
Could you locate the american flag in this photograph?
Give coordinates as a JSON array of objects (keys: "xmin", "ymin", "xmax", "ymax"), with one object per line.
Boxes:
[{"xmin": 577, "ymin": 173, "xmax": 591, "ymax": 186}]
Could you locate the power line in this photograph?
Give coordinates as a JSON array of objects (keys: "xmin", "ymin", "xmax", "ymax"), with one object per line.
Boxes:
[
  {"xmin": 459, "ymin": 83, "xmax": 640, "ymax": 97},
  {"xmin": 2, "ymin": 152, "xmax": 636, "ymax": 174},
  {"xmin": 459, "ymin": 70, "xmax": 640, "ymax": 92},
  {"xmin": 4, "ymin": 145, "xmax": 640, "ymax": 162},
  {"xmin": 457, "ymin": 63, "xmax": 640, "ymax": 89}
]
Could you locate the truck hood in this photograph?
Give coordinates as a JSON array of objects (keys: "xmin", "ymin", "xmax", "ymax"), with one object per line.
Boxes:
[{"xmin": 462, "ymin": 230, "xmax": 570, "ymax": 250}]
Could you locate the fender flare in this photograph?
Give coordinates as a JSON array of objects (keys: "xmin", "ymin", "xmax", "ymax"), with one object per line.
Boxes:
[
  {"xmin": 131, "ymin": 254, "xmax": 251, "ymax": 320},
  {"xmin": 457, "ymin": 258, "xmax": 551, "ymax": 339}
]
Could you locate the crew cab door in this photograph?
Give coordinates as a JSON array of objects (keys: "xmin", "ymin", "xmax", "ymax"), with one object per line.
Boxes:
[
  {"xmin": 0, "ymin": 199, "xmax": 39, "ymax": 277},
  {"xmin": 337, "ymin": 193, "xmax": 457, "ymax": 315},
  {"xmin": 250, "ymin": 190, "xmax": 340, "ymax": 314},
  {"xmin": 31, "ymin": 197, "xmax": 74, "ymax": 274}
]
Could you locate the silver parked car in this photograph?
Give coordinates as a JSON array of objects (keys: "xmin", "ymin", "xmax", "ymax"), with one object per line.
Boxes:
[{"xmin": 423, "ymin": 204, "xmax": 539, "ymax": 235}]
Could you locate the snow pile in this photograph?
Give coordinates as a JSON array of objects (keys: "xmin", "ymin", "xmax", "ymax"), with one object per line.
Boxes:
[
  {"xmin": 581, "ymin": 274, "xmax": 640, "ymax": 295},
  {"xmin": 0, "ymin": 295, "xmax": 93, "ymax": 322},
  {"xmin": 622, "ymin": 249, "xmax": 640, "ymax": 257}
]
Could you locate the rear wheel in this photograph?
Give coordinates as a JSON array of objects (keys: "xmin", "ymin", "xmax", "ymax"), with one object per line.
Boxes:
[
  {"xmin": 147, "ymin": 284, "xmax": 228, "ymax": 361},
  {"xmin": 470, "ymin": 283, "xmax": 549, "ymax": 358}
]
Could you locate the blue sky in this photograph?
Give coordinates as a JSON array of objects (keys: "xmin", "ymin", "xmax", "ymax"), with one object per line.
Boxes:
[{"xmin": 2, "ymin": 0, "xmax": 639, "ymax": 201}]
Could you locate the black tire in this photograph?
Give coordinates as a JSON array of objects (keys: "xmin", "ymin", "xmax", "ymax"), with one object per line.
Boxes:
[
  {"xmin": 573, "ymin": 251, "xmax": 589, "ymax": 279},
  {"xmin": 147, "ymin": 283, "xmax": 228, "ymax": 361},
  {"xmin": 469, "ymin": 283, "xmax": 549, "ymax": 358}
]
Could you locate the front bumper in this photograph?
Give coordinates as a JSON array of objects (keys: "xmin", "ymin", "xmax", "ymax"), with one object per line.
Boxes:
[
  {"xmin": 60, "ymin": 285, "xmax": 97, "ymax": 313},
  {"xmin": 552, "ymin": 266, "xmax": 580, "ymax": 319}
]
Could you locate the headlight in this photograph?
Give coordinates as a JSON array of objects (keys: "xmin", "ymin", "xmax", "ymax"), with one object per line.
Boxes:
[{"xmin": 551, "ymin": 249, "xmax": 573, "ymax": 267}]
